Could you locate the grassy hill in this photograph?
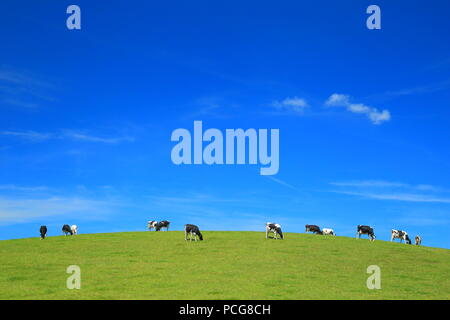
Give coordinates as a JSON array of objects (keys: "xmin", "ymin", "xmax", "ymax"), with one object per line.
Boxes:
[{"xmin": 0, "ymin": 231, "xmax": 449, "ymax": 300}]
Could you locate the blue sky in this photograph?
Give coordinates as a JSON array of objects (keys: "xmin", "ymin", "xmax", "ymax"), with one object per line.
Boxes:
[{"xmin": 1, "ymin": 0, "xmax": 450, "ymax": 248}]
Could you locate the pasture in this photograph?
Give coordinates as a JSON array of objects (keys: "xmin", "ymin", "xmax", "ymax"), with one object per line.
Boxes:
[{"xmin": 0, "ymin": 231, "xmax": 449, "ymax": 299}]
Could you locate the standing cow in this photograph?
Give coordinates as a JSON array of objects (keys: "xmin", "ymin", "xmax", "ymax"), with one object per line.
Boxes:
[
  {"xmin": 415, "ymin": 235, "xmax": 422, "ymax": 246},
  {"xmin": 266, "ymin": 223, "xmax": 284, "ymax": 240},
  {"xmin": 391, "ymin": 229, "xmax": 411, "ymax": 244},
  {"xmin": 62, "ymin": 224, "xmax": 73, "ymax": 236},
  {"xmin": 356, "ymin": 225, "xmax": 375, "ymax": 241},
  {"xmin": 322, "ymin": 228, "xmax": 336, "ymax": 236},
  {"xmin": 155, "ymin": 220, "xmax": 170, "ymax": 231},
  {"xmin": 71, "ymin": 225, "xmax": 78, "ymax": 235},
  {"xmin": 40, "ymin": 226, "xmax": 47, "ymax": 240},
  {"xmin": 147, "ymin": 220, "xmax": 157, "ymax": 231},
  {"xmin": 305, "ymin": 225, "xmax": 322, "ymax": 235},
  {"xmin": 185, "ymin": 224, "xmax": 203, "ymax": 241}
]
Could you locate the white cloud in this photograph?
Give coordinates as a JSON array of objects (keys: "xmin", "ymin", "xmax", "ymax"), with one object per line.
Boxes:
[
  {"xmin": 330, "ymin": 191, "xmax": 450, "ymax": 203},
  {"xmin": 0, "ymin": 68, "xmax": 55, "ymax": 109},
  {"xmin": 0, "ymin": 196, "xmax": 118, "ymax": 225},
  {"xmin": 272, "ymin": 97, "xmax": 308, "ymax": 113},
  {"xmin": 0, "ymin": 130, "xmax": 52, "ymax": 141},
  {"xmin": 0, "ymin": 130, "xmax": 134, "ymax": 144},
  {"xmin": 62, "ymin": 131, "xmax": 135, "ymax": 144},
  {"xmin": 325, "ymin": 93, "xmax": 391, "ymax": 125},
  {"xmin": 329, "ymin": 180, "xmax": 450, "ymax": 203},
  {"xmin": 325, "ymin": 93, "xmax": 350, "ymax": 107},
  {"xmin": 330, "ymin": 180, "xmax": 445, "ymax": 191},
  {"xmin": 0, "ymin": 185, "xmax": 49, "ymax": 192}
]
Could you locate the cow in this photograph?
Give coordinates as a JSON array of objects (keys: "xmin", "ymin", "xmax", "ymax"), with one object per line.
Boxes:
[
  {"xmin": 356, "ymin": 225, "xmax": 375, "ymax": 241},
  {"xmin": 39, "ymin": 226, "xmax": 47, "ymax": 240},
  {"xmin": 71, "ymin": 225, "xmax": 78, "ymax": 235},
  {"xmin": 266, "ymin": 222, "xmax": 284, "ymax": 240},
  {"xmin": 147, "ymin": 220, "xmax": 157, "ymax": 231},
  {"xmin": 391, "ymin": 229, "xmax": 411, "ymax": 244},
  {"xmin": 155, "ymin": 220, "xmax": 170, "ymax": 231},
  {"xmin": 322, "ymin": 228, "xmax": 336, "ymax": 236},
  {"xmin": 185, "ymin": 224, "xmax": 203, "ymax": 241},
  {"xmin": 415, "ymin": 235, "xmax": 422, "ymax": 246},
  {"xmin": 305, "ymin": 225, "xmax": 322, "ymax": 235},
  {"xmin": 62, "ymin": 224, "xmax": 73, "ymax": 236}
]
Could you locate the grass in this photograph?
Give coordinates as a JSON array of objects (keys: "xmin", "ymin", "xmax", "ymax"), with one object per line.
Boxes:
[{"xmin": 0, "ymin": 231, "xmax": 449, "ymax": 300}]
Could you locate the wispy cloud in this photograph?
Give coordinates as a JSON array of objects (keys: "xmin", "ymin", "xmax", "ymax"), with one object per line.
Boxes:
[
  {"xmin": 62, "ymin": 131, "xmax": 135, "ymax": 144},
  {"xmin": 330, "ymin": 180, "xmax": 441, "ymax": 191},
  {"xmin": 330, "ymin": 190, "xmax": 450, "ymax": 203},
  {"xmin": 272, "ymin": 97, "xmax": 309, "ymax": 114},
  {"xmin": 0, "ymin": 130, "xmax": 135, "ymax": 144},
  {"xmin": 385, "ymin": 80, "xmax": 450, "ymax": 97},
  {"xmin": 265, "ymin": 176, "xmax": 300, "ymax": 192},
  {"xmin": 325, "ymin": 93, "xmax": 391, "ymax": 125},
  {"xmin": 0, "ymin": 67, "xmax": 56, "ymax": 109},
  {"xmin": 329, "ymin": 180, "xmax": 450, "ymax": 203},
  {"xmin": 0, "ymin": 185, "xmax": 49, "ymax": 192},
  {"xmin": 0, "ymin": 130, "xmax": 52, "ymax": 141},
  {"xmin": 0, "ymin": 196, "xmax": 121, "ymax": 225},
  {"xmin": 0, "ymin": 184, "xmax": 127, "ymax": 225}
]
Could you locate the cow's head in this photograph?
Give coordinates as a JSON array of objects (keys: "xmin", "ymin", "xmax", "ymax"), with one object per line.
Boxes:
[{"xmin": 405, "ymin": 235, "xmax": 412, "ymax": 244}]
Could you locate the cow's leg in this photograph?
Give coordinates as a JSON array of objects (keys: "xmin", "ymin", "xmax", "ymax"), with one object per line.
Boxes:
[{"xmin": 265, "ymin": 229, "xmax": 268, "ymax": 239}]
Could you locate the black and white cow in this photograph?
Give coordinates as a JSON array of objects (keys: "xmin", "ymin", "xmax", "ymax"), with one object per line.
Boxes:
[
  {"xmin": 322, "ymin": 228, "xmax": 336, "ymax": 236},
  {"xmin": 415, "ymin": 235, "xmax": 422, "ymax": 246},
  {"xmin": 155, "ymin": 220, "xmax": 170, "ymax": 231},
  {"xmin": 185, "ymin": 224, "xmax": 203, "ymax": 241},
  {"xmin": 40, "ymin": 226, "xmax": 47, "ymax": 240},
  {"xmin": 356, "ymin": 225, "xmax": 375, "ymax": 241},
  {"xmin": 62, "ymin": 224, "xmax": 73, "ymax": 236},
  {"xmin": 391, "ymin": 229, "xmax": 411, "ymax": 244},
  {"xmin": 147, "ymin": 220, "xmax": 157, "ymax": 231},
  {"xmin": 266, "ymin": 223, "xmax": 284, "ymax": 240},
  {"xmin": 305, "ymin": 225, "xmax": 322, "ymax": 235}
]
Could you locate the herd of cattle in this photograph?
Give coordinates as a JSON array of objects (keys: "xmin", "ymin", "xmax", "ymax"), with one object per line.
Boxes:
[{"xmin": 37, "ymin": 221, "xmax": 422, "ymax": 245}]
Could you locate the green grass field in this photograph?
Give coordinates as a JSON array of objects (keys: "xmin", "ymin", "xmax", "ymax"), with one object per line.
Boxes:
[{"xmin": 0, "ymin": 231, "xmax": 449, "ymax": 300}]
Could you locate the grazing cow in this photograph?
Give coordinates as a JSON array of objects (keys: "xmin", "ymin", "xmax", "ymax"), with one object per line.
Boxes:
[
  {"xmin": 62, "ymin": 224, "xmax": 73, "ymax": 236},
  {"xmin": 40, "ymin": 226, "xmax": 47, "ymax": 240},
  {"xmin": 71, "ymin": 225, "xmax": 78, "ymax": 235},
  {"xmin": 185, "ymin": 224, "xmax": 203, "ymax": 241},
  {"xmin": 322, "ymin": 228, "xmax": 336, "ymax": 236},
  {"xmin": 266, "ymin": 222, "xmax": 284, "ymax": 240},
  {"xmin": 415, "ymin": 235, "xmax": 422, "ymax": 246},
  {"xmin": 356, "ymin": 225, "xmax": 375, "ymax": 241},
  {"xmin": 147, "ymin": 220, "xmax": 157, "ymax": 231},
  {"xmin": 391, "ymin": 229, "xmax": 411, "ymax": 244},
  {"xmin": 155, "ymin": 220, "xmax": 170, "ymax": 231},
  {"xmin": 305, "ymin": 225, "xmax": 322, "ymax": 235}
]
